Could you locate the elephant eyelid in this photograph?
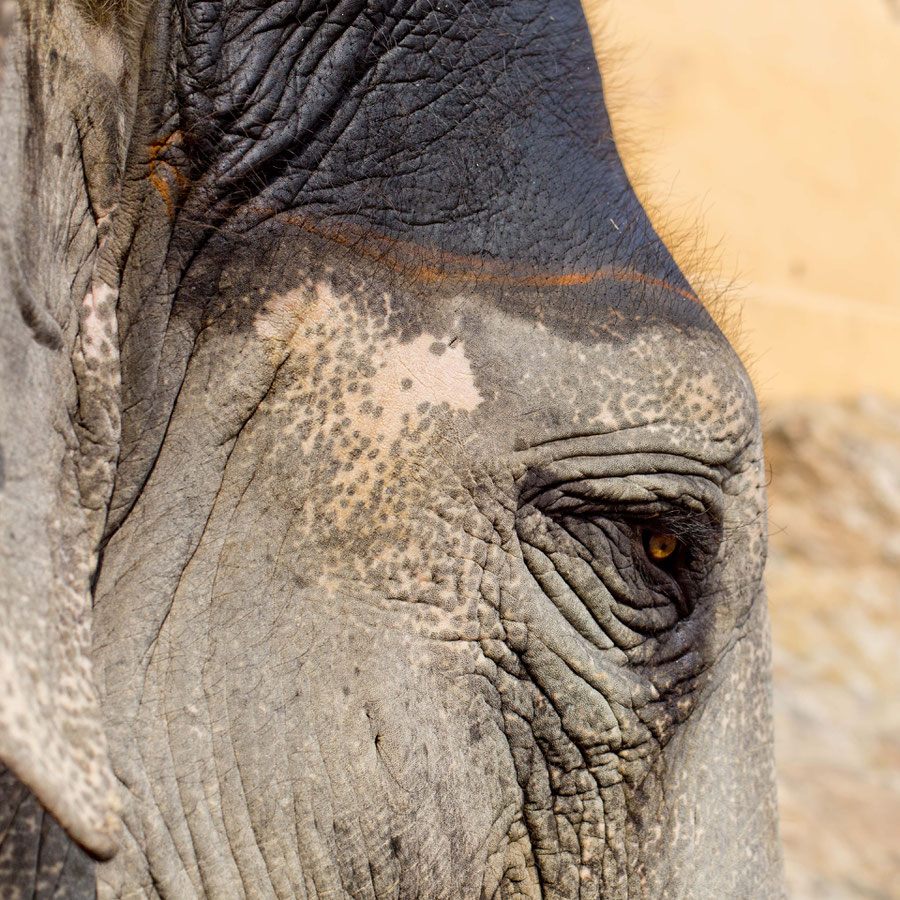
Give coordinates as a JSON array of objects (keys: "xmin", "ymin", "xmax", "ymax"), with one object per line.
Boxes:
[
  {"xmin": 519, "ymin": 476, "xmax": 724, "ymax": 608},
  {"xmin": 542, "ymin": 496, "xmax": 723, "ymax": 556}
]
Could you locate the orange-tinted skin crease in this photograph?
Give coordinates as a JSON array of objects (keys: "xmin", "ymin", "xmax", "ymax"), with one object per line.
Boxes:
[
  {"xmin": 146, "ymin": 132, "xmax": 700, "ymax": 305},
  {"xmin": 275, "ymin": 212, "xmax": 701, "ymax": 303},
  {"xmin": 148, "ymin": 131, "xmax": 189, "ymax": 219}
]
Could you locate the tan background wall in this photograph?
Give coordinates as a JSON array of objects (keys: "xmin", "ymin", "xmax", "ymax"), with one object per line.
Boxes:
[
  {"xmin": 583, "ymin": 0, "xmax": 900, "ymax": 403},
  {"xmin": 580, "ymin": 2, "xmax": 900, "ymax": 897}
]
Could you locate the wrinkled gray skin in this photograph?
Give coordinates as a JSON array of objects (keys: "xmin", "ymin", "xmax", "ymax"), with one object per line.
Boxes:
[{"xmin": 0, "ymin": 0, "xmax": 783, "ymax": 896}]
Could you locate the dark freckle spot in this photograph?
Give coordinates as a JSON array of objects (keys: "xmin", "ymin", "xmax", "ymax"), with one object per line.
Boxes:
[
  {"xmin": 360, "ymin": 383, "xmax": 373, "ymax": 396},
  {"xmin": 400, "ymin": 378, "xmax": 413, "ymax": 390},
  {"xmin": 390, "ymin": 835, "xmax": 402, "ymax": 858},
  {"xmin": 469, "ymin": 722, "xmax": 482, "ymax": 743},
  {"xmin": 52, "ymin": 142, "xmax": 63, "ymax": 157},
  {"xmin": 416, "ymin": 402, "xmax": 429, "ymax": 415},
  {"xmin": 342, "ymin": 686, "xmax": 350, "ymax": 697},
  {"xmin": 429, "ymin": 341, "xmax": 446, "ymax": 356}
]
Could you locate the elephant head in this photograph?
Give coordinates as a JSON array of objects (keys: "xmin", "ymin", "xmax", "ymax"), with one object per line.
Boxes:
[{"xmin": 0, "ymin": 0, "xmax": 784, "ymax": 896}]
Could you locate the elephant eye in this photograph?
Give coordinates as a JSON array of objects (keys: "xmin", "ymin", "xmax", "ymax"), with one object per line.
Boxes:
[{"xmin": 642, "ymin": 530, "xmax": 680, "ymax": 567}]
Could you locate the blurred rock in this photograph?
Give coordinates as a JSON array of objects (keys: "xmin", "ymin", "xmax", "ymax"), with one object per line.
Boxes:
[{"xmin": 764, "ymin": 397, "xmax": 900, "ymax": 899}]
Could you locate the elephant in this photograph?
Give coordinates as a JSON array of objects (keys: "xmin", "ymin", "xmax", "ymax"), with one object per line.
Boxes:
[{"xmin": 0, "ymin": 0, "xmax": 784, "ymax": 896}]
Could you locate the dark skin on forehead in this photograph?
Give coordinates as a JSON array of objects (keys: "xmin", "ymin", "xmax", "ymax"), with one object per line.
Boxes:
[{"xmin": 141, "ymin": 0, "xmax": 709, "ymax": 334}]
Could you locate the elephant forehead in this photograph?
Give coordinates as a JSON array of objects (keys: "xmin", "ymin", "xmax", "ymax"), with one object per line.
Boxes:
[
  {"xmin": 356, "ymin": 332, "xmax": 483, "ymax": 415},
  {"xmin": 249, "ymin": 270, "xmax": 755, "ymax": 459}
]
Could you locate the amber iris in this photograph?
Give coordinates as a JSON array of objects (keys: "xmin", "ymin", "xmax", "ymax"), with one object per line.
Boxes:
[{"xmin": 647, "ymin": 532, "xmax": 678, "ymax": 561}]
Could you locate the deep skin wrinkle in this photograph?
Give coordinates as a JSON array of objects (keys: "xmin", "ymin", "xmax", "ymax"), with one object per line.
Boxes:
[{"xmin": 0, "ymin": 0, "xmax": 784, "ymax": 896}]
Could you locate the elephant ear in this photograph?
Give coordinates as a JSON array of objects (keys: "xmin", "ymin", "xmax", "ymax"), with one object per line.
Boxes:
[
  {"xmin": 0, "ymin": 309, "xmax": 119, "ymax": 862},
  {"xmin": 0, "ymin": 0, "xmax": 133, "ymax": 861}
]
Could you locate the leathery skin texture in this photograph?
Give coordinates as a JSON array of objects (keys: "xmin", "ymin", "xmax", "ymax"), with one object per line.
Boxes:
[
  {"xmin": 0, "ymin": 0, "xmax": 784, "ymax": 896},
  {"xmin": 91, "ymin": 232, "xmax": 779, "ymax": 898}
]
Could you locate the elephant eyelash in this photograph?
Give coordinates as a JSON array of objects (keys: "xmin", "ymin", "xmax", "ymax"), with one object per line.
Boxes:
[{"xmin": 539, "ymin": 494, "xmax": 721, "ymax": 556}]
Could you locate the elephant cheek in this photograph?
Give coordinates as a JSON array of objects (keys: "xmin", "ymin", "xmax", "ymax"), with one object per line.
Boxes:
[
  {"xmin": 213, "ymin": 595, "xmax": 518, "ymax": 895},
  {"xmin": 631, "ymin": 595, "xmax": 783, "ymax": 895}
]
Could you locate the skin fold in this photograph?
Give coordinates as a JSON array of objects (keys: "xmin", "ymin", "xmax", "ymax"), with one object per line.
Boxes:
[{"xmin": 0, "ymin": 0, "xmax": 784, "ymax": 896}]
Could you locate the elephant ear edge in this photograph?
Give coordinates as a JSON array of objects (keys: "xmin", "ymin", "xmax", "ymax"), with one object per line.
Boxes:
[
  {"xmin": 0, "ymin": 262, "xmax": 121, "ymax": 863},
  {"xmin": 0, "ymin": 0, "xmax": 145, "ymax": 862}
]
